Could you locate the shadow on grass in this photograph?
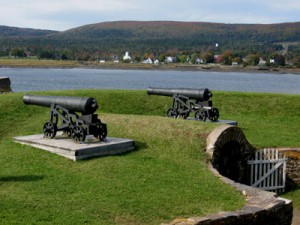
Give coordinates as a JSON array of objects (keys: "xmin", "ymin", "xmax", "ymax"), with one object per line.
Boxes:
[
  {"xmin": 108, "ymin": 141, "xmax": 148, "ymax": 156},
  {"xmin": 285, "ymin": 178, "xmax": 300, "ymax": 192},
  {"xmin": 84, "ymin": 141, "xmax": 148, "ymax": 161},
  {"xmin": 0, "ymin": 175, "xmax": 44, "ymax": 182},
  {"xmin": 134, "ymin": 141, "xmax": 148, "ymax": 151}
]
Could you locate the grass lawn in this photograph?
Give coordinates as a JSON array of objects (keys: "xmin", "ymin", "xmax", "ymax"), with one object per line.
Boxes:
[
  {"xmin": 0, "ymin": 90, "xmax": 299, "ymax": 224},
  {"xmin": 0, "ymin": 57, "xmax": 79, "ymax": 67}
]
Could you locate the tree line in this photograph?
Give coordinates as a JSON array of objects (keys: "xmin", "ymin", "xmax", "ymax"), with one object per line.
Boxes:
[
  {"xmin": 4, "ymin": 44, "xmax": 300, "ymax": 68},
  {"xmin": 1, "ymin": 21, "xmax": 300, "ymax": 67}
]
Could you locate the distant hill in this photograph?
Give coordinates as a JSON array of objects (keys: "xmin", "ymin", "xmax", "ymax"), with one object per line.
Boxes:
[
  {"xmin": 58, "ymin": 21, "xmax": 300, "ymax": 42},
  {"xmin": 52, "ymin": 21, "xmax": 300, "ymax": 53},
  {"xmin": 0, "ymin": 21, "xmax": 299, "ymax": 55},
  {"xmin": 0, "ymin": 25, "xmax": 57, "ymax": 37}
]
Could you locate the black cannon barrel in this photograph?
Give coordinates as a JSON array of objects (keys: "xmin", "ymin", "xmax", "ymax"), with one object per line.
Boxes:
[
  {"xmin": 23, "ymin": 95, "xmax": 98, "ymax": 114},
  {"xmin": 147, "ymin": 87, "xmax": 212, "ymax": 101}
]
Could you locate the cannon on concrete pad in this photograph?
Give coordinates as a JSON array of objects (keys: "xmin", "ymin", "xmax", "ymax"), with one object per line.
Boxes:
[
  {"xmin": 147, "ymin": 87, "xmax": 219, "ymax": 122},
  {"xmin": 23, "ymin": 95, "xmax": 107, "ymax": 142}
]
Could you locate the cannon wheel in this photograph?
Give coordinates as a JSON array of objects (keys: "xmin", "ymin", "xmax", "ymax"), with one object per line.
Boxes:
[
  {"xmin": 71, "ymin": 125, "xmax": 86, "ymax": 142},
  {"xmin": 43, "ymin": 122, "xmax": 57, "ymax": 139},
  {"xmin": 167, "ymin": 108, "xmax": 178, "ymax": 118},
  {"xmin": 195, "ymin": 110, "xmax": 207, "ymax": 121},
  {"xmin": 94, "ymin": 123, "xmax": 107, "ymax": 141},
  {"xmin": 208, "ymin": 107, "xmax": 219, "ymax": 122}
]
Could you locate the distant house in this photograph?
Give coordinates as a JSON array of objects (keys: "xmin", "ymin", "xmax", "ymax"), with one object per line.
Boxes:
[
  {"xmin": 259, "ymin": 57, "xmax": 266, "ymax": 65},
  {"xmin": 195, "ymin": 58, "xmax": 204, "ymax": 64},
  {"xmin": 154, "ymin": 59, "xmax": 159, "ymax": 64},
  {"xmin": 123, "ymin": 52, "xmax": 131, "ymax": 61},
  {"xmin": 99, "ymin": 60, "xmax": 105, "ymax": 63},
  {"xmin": 258, "ymin": 57, "xmax": 269, "ymax": 70},
  {"xmin": 142, "ymin": 58, "xmax": 153, "ymax": 64},
  {"xmin": 165, "ymin": 56, "xmax": 176, "ymax": 63},
  {"xmin": 214, "ymin": 55, "xmax": 222, "ymax": 63},
  {"xmin": 24, "ymin": 51, "xmax": 31, "ymax": 57},
  {"xmin": 111, "ymin": 54, "xmax": 119, "ymax": 63}
]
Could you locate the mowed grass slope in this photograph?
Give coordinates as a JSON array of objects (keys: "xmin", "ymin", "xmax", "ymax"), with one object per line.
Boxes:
[{"xmin": 0, "ymin": 90, "xmax": 299, "ymax": 224}]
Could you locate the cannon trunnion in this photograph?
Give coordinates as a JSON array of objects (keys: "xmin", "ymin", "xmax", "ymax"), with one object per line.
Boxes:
[
  {"xmin": 23, "ymin": 95, "xmax": 107, "ymax": 142},
  {"xmin": 147, "ymin": 87, "xmax": 219, "ymax": 122}
]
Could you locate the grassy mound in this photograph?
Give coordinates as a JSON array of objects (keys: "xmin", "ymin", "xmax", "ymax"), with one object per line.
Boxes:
[{"xmin": 0, "ymin": 90, "xmax": 299, "ymax": 224}]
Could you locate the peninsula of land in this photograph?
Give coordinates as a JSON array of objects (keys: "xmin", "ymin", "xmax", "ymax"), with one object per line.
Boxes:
[{"xmin": 1, "ymin": 59, "xmax": 300, "ymax": 74}]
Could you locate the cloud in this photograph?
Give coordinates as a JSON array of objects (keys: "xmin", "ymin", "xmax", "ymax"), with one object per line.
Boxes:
[
  {"xmin": 0, "ymin": 0, "xmax": 299, "ymax": 31},
  {"xmin": 0, "ymin": 0, "xmax": 144, "ymax": 30},
  {"xmin": 269, "ymin": 0, "xmax": 300, "ymax": 11}
]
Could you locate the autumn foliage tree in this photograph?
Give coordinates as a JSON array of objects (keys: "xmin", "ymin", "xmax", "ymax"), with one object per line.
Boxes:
[
  {"xmin": 244, "ymin": 54, "xmax": 260, "ymax": 66},
  {"xmin": 201, "ymin": 51, "xmax": 214, "ymax": 64},
  {"xmin": 9, "ymin": 48, "xmax": 25, "ymax": 58},
  {"xmin": 270, "ymin": 53, "xmax": 286, "ymax": 66},
  {"xmin": 221, "ymin": 50, "xmax": 233, "ymax": 65}
]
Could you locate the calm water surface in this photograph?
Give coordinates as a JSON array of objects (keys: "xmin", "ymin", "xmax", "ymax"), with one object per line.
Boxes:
[{"xmin": 1, "ymin": 68, "xmax": 299, "ymax": 94}]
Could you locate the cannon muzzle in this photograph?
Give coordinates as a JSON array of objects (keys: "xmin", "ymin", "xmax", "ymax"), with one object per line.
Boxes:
[
  {"xmin": 147, "ymin": 87, "xmax": 212, "ymax": 101},
  {"xmin": 23, "ymin": 95, "xmax": 98, "ymax": 114}
]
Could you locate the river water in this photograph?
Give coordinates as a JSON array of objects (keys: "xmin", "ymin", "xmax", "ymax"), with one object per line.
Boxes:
[{"xmin": 0, "ymin": 68, "xmax": 299, "ymax": 94}]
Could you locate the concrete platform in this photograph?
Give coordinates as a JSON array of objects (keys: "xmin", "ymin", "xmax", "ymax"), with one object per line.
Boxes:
[
  {"xmin": 209, "ymin": 119, "xmax": 238, "ymax": 126},
  {"xmin": 13, "ymin": 133, "xmax": 135, "ymax": 161}
]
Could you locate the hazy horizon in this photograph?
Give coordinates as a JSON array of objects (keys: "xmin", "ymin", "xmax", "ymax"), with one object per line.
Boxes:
[{"xmin": 1, "ymin": 0, "xmax": 299, "ymax": 31}]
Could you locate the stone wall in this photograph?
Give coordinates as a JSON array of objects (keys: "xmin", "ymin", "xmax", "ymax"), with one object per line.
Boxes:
[
  {"xmin": 162, "ymin": 165, "xmax": 293, "ymax": 225},
  {"xmin": 0, "ymin": 77, "xmax": 12, "ymax": 93},
  {"xmin": 277, "ymin": 148, "xmax": 300, "ymax": 189},
  {"xmin": 162, "ymin": 125, "xmax": 294, "ymax": 225},
  {"xmin": 206, "ymin": 125, "xmax": 256, "ymax": 185}
]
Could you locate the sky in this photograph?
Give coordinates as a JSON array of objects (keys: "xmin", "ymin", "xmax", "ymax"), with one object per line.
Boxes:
[{"xmin": 1, "ymin": 0, "xmax": 300, "ymax": 31}]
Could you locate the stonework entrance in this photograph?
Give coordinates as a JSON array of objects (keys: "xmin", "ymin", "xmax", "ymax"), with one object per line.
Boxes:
[{"xmin": 206, "ymin": 125, "xmax": 256, "ymax": 185}]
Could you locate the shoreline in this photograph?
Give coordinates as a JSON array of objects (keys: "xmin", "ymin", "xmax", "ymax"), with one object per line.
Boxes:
[{"xmin": 1, "ymin": 60, "xmax": 300, "ymax": 74}]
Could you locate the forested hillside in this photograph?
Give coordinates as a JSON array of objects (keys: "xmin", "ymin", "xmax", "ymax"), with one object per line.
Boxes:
[
  {"xmin": 0, "ymin": 21, "xmax": 299, "ymax": 65},
  {"xmin": 52, "ymin": 21, "xmax": 300, "ymax": 52},
  {"xmin": 0, "ymin": 25, "xmax": 57, "ymax": 37},
  {"xmin": 59, "ymin": 21, "xmax": 300, "ymax": 42}
]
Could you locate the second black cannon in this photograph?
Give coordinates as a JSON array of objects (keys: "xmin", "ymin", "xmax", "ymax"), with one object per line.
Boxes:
[{"xmin": 147, "ymin": 87, "xmax": 219, "ymax": 122}]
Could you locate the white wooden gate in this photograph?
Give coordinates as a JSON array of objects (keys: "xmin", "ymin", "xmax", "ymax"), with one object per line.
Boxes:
[{"xmin": 248, "ymin": 149, "xmax": 287, "ymax": 193}]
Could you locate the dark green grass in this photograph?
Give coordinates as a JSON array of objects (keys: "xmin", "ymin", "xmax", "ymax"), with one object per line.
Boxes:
[
  {"xmin": 0, "ymin": 91, "xmax": 242, "ymax": 225},
  {"xmin": 0, "ymin": 90, "xmax": 299, "ymax": 224},
  {"xmin": 212, "ymin": 91, "xmax": 300, "ymax": 148},
  {"xmin": 62, "ymin": 89, "xmax": 300, "ymax": 148}
]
